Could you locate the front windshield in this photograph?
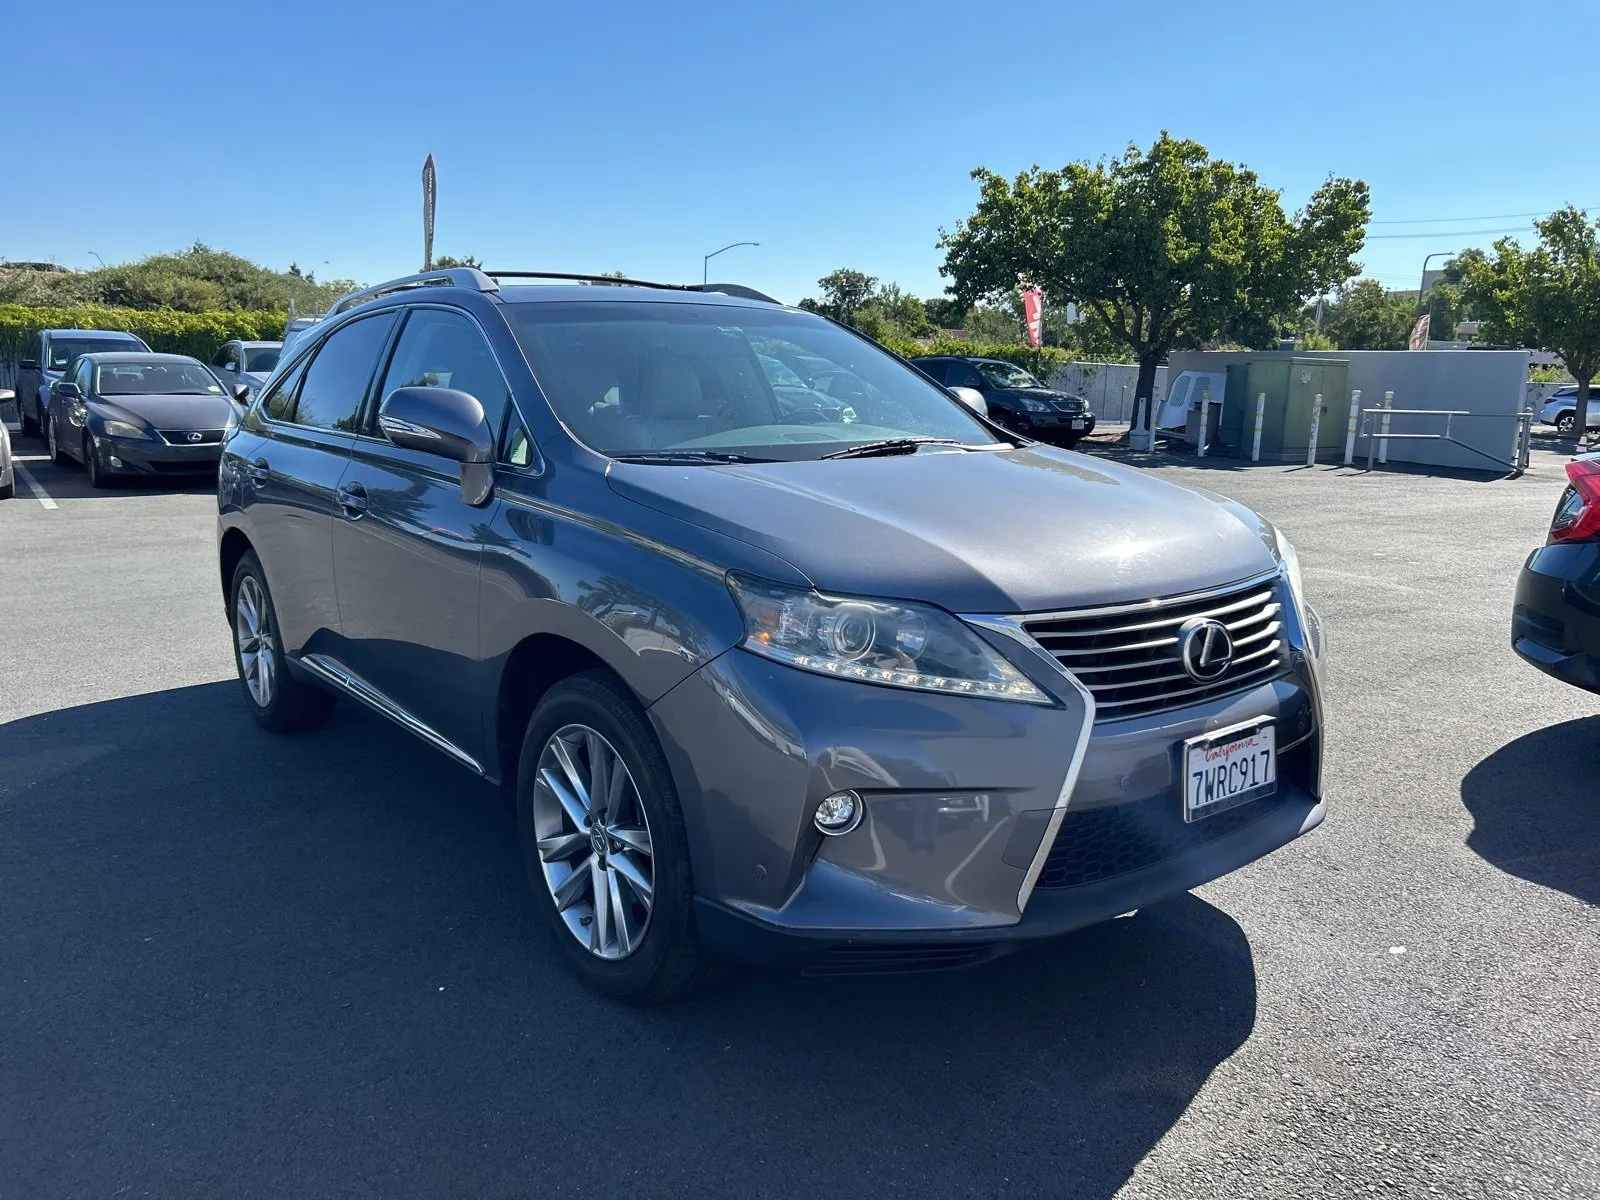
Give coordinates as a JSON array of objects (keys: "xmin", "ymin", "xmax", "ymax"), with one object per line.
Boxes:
[
  {"xmin": 95, "ymin": 361, "xmax": 225, "ymax": 397},
  {"xmin": 48, "ymin": 338, "xmax": 143, "ymax": 369},
  {"xmin": 975, "ymin": 360, "xmax": 1043, "ymax": 389},
  {"xmin": 242, "ymin": 347, "xmax": 281, "ymax": 373},
  {"xmin": 506, "ymin": 301, "xmax": 997, "ymax": 460}
]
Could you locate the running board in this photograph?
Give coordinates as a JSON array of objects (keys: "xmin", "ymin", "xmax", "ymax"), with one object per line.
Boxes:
[{"xmin": 298, "ymin": 653, "xmax": 486, "ymax": 776}]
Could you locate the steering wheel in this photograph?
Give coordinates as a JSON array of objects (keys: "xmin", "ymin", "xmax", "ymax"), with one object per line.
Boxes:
[{"xmin": 782, "ymin": 407, "xmax": 832, "ymax": 425}]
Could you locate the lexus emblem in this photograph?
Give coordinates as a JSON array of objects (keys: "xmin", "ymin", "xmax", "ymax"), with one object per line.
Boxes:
[
  {"xmin": 186, "ymin": 431, "xmax": 203, "ymax": 443},
  {"xmin": 1179, "ymin": 618, "xmax": 1234, "ymax": 682}
]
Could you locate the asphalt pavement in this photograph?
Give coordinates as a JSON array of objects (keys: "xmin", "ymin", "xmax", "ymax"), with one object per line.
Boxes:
[{"xmin": 2, "ymin": 428, "xmax": 1597, "ymax": 1199}]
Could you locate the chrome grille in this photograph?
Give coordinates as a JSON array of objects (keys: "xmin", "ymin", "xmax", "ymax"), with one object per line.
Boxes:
[
  {"xmin": 157, "ymin": 428, "xmax": 225, "ymax": 445},
  {"xmin": 1049, "ymin": 398, "xmax": 1085, "ymax": 413},
  {"xmin": 1023, "ymin": 576, "xmax": 1287, "ymax": 721}
]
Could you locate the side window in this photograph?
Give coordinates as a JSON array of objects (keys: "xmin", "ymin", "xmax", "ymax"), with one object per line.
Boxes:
[
  {"xmin": 73, "ymin": 358, "xmax": 93, "ymax": 392},
  {"xmin": 211, "ymin": 343, "xmax": 230, "ymax": 368},
  {"xmin": 948, "ymin": 362, "xmax": 983, "ymax": 389},
  {"xmin": 295, "ymin": 313, "xmax": 398, "ymax": 431},
  {"xmin": 375, "ymin": 308, "xmax": 512, "ymax": 435},
  {"xmin": 915, "ymin": 360, "xmax": 948, "ymax": 385},
  {"xmin": 503, "ymin": 419, "xmax": 535, "ymax": 468},
  {"xmin": 262, "ymin": 355, "xmax": 308, "ymax": 422}
]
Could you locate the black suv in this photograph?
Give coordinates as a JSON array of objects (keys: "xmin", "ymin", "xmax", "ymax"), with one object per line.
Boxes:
[{"xmin": 909, "ymin": 355, "xmax": 1095, "ymax": 447}]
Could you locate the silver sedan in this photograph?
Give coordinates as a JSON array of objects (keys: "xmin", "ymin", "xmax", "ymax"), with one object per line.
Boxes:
[{"xmin": 1, "ymin": 388, "xmax": 15, "ymax": 500}]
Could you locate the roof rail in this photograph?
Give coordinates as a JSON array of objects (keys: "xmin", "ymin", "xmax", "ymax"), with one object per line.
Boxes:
[
  {"xmin": 328, "ymin": 267, "xmax": 499, "ymax": 316},
  {"xmin": 482, "ymin": 270, "xmax": 689, "ymax": 291},
  {"xmin": 693, "ymin": 282, "xmax": 782, "ymax": 305}
]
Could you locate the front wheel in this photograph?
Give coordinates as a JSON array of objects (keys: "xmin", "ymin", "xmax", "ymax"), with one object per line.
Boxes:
[
  {"xmin": 1556, "ymin": 412, "xmax": 1576, "ymax": 434},
  {"xmin": 83, "ymin": 434, "xmax": 111, "ymax": 489},
  {"xmin": 47, "ymin": 413, "xmax": 68, "ymax": 466},
  {"xmin": 229, "ymin": 551, "xmax": 335, "ymax": 732},
  {"xmin": 516, "ymin": 670, "xmax": 721, "ymax": 1003}
]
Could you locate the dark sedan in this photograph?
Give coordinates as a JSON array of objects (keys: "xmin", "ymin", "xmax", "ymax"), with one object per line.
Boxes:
[
  {"xmin": 1512, "ymin": 453, "xmax": 1600, "ymax": 693},
  {"xmin": 909, "ymin": 355, "xmax": 1096, "ymax": 447},
  {"xmin": 45, "ymin": 353, "xmax": 243, "ymax": 488}
]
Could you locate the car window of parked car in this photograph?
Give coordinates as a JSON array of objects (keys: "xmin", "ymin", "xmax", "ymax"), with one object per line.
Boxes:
[
  {"xmin": 375, "ymin": 308, "xmax": 511, "ymax": 437},
  {"xmin": 506, "ymin": 301, "xmax": 995, "ymax": 460},
  {"xmin": 503, "ymin": 419, "xmax": 535, "ymax": 468},
  {"xmin": 94, "ymin": 360, "xmax": 227, "ymax": 396},
  {"xmin": 946, "ymin": 362, "xmax": 984, "ymax": 389},
  {"xmin": 293, "ymin": 313, "xmax": 398, "ymax": 432},
  {"xmin": 47, "ymin": 337, "xmax": 144, "ymax": 370},
  {"xmin": 72, "ymin": 358, "xmax": 93, "ymax": 393},
  {"xmin": 211, "ymin": 344, "xmax": 232, "ymax": 368},
  {"xmin": 912, "ymin": 359, "xmax": 948, "ymax": 384},
  {"xmin": 242, "ymin": 346, "xmax": 280, "ymax": 374},
  {"xmin": 261, "ymin": 355, "xmax": 309, "ymax": 422}
]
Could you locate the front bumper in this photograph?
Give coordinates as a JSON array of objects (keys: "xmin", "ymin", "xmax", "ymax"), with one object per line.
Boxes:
[
  {"xmin": 651, "ymin": 624, "xmax": 1324, "ymax": 976},
  {"xmin": 1022, "ymin": 411, "xmax": 1095, "ymax": 436},
  {"xmin": 89, "ymin": 433, "xmax": 223, "ymax": 477},
  {"xmin": 1513, "ymin": 541, "xmax": 1600, "ymax": 694}
]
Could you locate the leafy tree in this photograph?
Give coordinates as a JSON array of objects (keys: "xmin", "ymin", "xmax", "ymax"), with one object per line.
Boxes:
[
  {"xmin": 922, "ymin": 296, "xmax": 966, "ymax": 330},
  {"xmin": 1324, "ymin": 279, "xmax": 1416, "ymax": 350},
  {"xmin": 804, "ymin": 268, "xmax": 878, "ymax": 323},
  {"xmin": 940, "ymin": 133, "xmax": 1370, "ymax": 428},
  {"xmin": 1423, "ymin": 280, "xmax": 1464, "ymax": 341},
  {"xmin": 1458, "ymin": 206, "xmax": 1600, "ymax": 441},
  {"xmin": 432, "ymin": 254, "xmax": 484, "ymax": 269}
]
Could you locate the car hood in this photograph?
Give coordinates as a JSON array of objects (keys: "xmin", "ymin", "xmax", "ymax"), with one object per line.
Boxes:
[
  {"xmin": 240, "ymin": 371, "xmax": 271, "ymax": 387},
  {"xmin": 93, "ymin": 393, "xmax": 236, "ymax": 428},
  {"xmin": 607, "ymin": 445, "xmax": 1279, "ymax": 613}
]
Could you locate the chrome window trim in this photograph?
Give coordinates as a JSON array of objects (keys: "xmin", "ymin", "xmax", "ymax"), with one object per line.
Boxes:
[{"xmin": 961, "ymin": 615, "xmax": 1097, "ymax": 916}]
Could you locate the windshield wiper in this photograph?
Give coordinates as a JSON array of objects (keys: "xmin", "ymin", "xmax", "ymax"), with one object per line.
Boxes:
[
  {"xmin": 610, "ymin": 450, "xmax": 775, "ymax": 465},
  {"xmin": 820, "ymin": 437, "xmax": 981, "ymax": 460}
]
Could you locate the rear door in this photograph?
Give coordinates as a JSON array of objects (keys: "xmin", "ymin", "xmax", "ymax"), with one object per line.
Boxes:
[
  {"xmin": 330, "ymin": 304, "xmax": 513, "ymax": 767},
  {"xmin": 228, "ymin": 311, "xmax": 398, "ymax": 657}
]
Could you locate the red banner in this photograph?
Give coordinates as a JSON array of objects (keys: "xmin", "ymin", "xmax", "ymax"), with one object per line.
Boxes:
[{"xmin": 1022, "ymin": 288, "xmax": 1044, "ymax": 347}]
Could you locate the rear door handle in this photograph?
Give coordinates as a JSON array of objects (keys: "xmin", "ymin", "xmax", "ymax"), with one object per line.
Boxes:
[
  {"xmin": 337, "ymin": 480, "xmax": 368, "ymax": 518},
  {"xmin": 247, "ymin": 457, "xmax": 270, "ymax": 486}
]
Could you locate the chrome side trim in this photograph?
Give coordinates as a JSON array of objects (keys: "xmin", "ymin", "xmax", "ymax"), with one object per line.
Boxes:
[
  {"xmin": 299, "ymin": 653, "xmax": 486, "ymax": 776},
  {"xmin": 1014, "ymin": 567, "xmax": 1282, "ymax": 624},
  {"xmin": 962, "ymin": 615, "xmax": 1097, "ymax": 916}
]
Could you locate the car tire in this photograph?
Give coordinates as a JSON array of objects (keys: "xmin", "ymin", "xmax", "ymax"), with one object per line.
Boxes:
[
  {"xmin": 516, "ymin": 669, "xmax": 722, "ymax": 1003},
  {"xmin": 83, "ymin": 434, "xmax": 112, "ymax": 489},
  {"xmin": 228, "ymin": 551, "xmax": 336, "ymax": 733},
  {"xmin": 0, "ymin": 476, "xmax": 13, "ymax": 500},
  {"xmin": 47, "ymin": 414, "xmax": 69, "ymax": 466},
  {"xmin": 1556, "ymin": 412, "xmax": 1575, "ymax": 434},
  {"xmin": 20, "ymin": 400, "xmax": 38, "ymax": 439}
]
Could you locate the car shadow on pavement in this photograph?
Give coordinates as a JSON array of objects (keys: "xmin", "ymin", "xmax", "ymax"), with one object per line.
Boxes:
[
  {"xmin": 1461, "ymin": 715, "xmax": 1600, "ymax": 907},
  {"xmin": 1, "ymin": 681, "xmax": 1257, "ymax": 1200}
]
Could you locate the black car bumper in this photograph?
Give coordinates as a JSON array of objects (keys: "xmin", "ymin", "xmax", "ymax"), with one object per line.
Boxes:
[
  {"xmin": 1512, "ymin": 541, "xmax": 1600, "ymax": 694},
  {"xmin": 92, "ymin": 435, "xmax": 223, "ymax": 477},
  {"xmin": 695, "ymin": 788, "xmax": 1323, "ymax": 977},
  {"xmin": 1022, "ymin": 412, "xmax": 1096, "ymax": 438}
]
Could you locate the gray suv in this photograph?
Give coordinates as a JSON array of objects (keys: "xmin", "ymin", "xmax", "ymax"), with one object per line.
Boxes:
[{"xmin": 218, "ymin": 267, "xmax": 1325, "ymax": 1001}]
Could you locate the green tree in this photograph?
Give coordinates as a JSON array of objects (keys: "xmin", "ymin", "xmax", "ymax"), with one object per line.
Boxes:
[
  {"xmin": 922, "ymin": 296, "xmax": 966, "ymax": 330},
  {"xmin": 802, "ymin": 268, "xmax": 879, "ymax": 323},
  {"xmin": 939, "ymin": 133, "xmax": 1370, "ymax": 429},
  {"xmin": 1458, "ymin": 207, "xmax": 1600, "ymax": 442},
  {"xmin": 431, "ymin": 254, "xmax": 484, "ymax": 269},
  {"xmin": 1324, "ymin": 279, "xmax": 1416, "ymax": 350}
]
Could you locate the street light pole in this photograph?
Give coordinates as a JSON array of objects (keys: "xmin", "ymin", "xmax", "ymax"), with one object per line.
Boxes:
[
  {"xmin": 1418, "ymin": 251, "xmax": 1452, "ymax": 309},
  {"xmin": 703, "ymin": 241, "xmax": 759, "ymax": 285},
  {"xmin": 88, "ymin": 251, "xmax": 107, "ymax": 268}
]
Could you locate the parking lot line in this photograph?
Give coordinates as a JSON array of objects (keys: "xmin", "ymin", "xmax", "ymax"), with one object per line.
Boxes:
[{"xmin": 14, "ymin": 462, "xmax": 59, "ymax": 510}]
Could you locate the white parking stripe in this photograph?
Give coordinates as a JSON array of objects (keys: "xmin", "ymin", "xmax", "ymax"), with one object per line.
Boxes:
[{"xmin": 15, "ymin": 463, "xmax": 59, "ymax": 510}]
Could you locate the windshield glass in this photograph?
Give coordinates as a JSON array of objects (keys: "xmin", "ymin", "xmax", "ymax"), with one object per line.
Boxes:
[
  {"xmin": 95, "ymin": 361, "xmax": 225, "ymax": 397},
  {"xmin": 242, "ymin": 347, "xmax": 281, "ymax": 373},
  {"xmin": 975, "ymin": 360, "xmax": 1043, "ymax": 389},
  {"xmin": 47, "ymin": 337, "xmax": 144, "ymax": 369},
  {"xmin": 506, "ymin": 302, "xmax": 996, "ymax": 460}
]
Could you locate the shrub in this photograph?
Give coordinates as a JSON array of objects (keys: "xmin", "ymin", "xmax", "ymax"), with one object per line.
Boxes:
[
  {"xmin": 878, "ymin": 334, "xmax": 1071, "ymax": 380},
  {"xmin": 0, "ymin": 304, "xmax": 287, "ymax": 365}
]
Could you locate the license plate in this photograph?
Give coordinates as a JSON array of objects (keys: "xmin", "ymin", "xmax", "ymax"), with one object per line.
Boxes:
[
  {"xmin": 1071, "ymin": 418, "xmax": 1086, "ymax": 429},
  {"xmin": 1183, "ymin": 721, "xmax": 1276, "ymax": 822}
]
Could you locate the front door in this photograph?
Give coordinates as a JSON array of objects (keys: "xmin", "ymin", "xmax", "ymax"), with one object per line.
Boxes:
[{"xmin": 331, "ymin": 305, "xmax": 514, "ymax": 769}]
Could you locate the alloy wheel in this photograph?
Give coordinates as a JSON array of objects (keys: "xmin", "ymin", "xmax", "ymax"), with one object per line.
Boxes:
[
  {"xmin": 234, "ymin": 575, "xmax": 276, "ymax": 707},
  {"xmin": 532, "ymin": 724, "xmax": 655, "ymax": 960}
]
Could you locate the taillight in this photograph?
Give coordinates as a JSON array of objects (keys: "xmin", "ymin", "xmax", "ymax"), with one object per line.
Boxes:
[{"xmin": 1549, "ymin": 458, "xmax": 1600, "ymax": 543}]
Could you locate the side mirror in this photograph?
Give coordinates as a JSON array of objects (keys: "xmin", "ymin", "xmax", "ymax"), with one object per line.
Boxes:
[
  {"xmin": 949, "ymin": 386, "xmax": 988, "ymax": 417},
  {"xmin": 233, "ymin": 384, "xmax": 251, "ymax": 402},
  {"xmin": 19, "ymin": 359, "xmax": 38, "ymax": 371},
  {"xmin": 224, "ymin": 361, "xmax": 237, "ymax": 373},
  {"xmin": 52, "ymin": 381, "xmax": 81, "ymax": 400},
  {"xmin": 377, "ymin": 385, "xmax": 496, "ymax": 506},
  {"xmin": 0, "ymin": 388, "xmax": 14, "ymax": 404}
]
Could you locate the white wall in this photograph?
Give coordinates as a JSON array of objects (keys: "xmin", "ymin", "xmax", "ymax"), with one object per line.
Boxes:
[
  {"xmin": 1164, "ymin": 350, "xmax": 1531, "ymax": 471},
  {"xmin": 1043, "ymin": 362, "xmax": 1168, "ymax": 423}
]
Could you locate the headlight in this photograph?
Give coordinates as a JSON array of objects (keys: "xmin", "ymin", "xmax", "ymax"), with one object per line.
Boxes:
[
  {"xmin": 100, "ymin": 420, "xmax": 148, "ymax": 439},
  {"xmin": 1021, "ymin": 399, "xmax": 1050, "ymax": 413},
  {"xmin": 729, "ymin": 575, "xmax": 1050, "ymax": 704},
  {"xmin": 1272, "ymin": 525, "xmax": 1322, "ymax": 661}
]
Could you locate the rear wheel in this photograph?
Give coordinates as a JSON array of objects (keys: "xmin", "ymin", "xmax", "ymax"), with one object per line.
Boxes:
[
  {"xmin": 516, "ymin": 670, "xmax": 720, "ymax": 1003},
  {"xmin": 229, "ymin": 551, "xmax": 335, "ymax": 733},
  {"xmin": 1556, "ymin": 412, "xmax": 1576, "ymax": 434}
]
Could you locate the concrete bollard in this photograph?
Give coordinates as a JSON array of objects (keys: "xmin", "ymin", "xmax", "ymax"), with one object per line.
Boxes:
[
  {"xmin": 1306, "ymin": 394, "xmax": 1322, "ymax": 467},
  {"xmin": 1343, "ymin": 389, "xmax": 1362, "ymax": 466},
  {"xmin": 1378, "ymin": 391, "xmax": 1394, "ymax": 465},
  {"xmin": 1197, "ymin": 390, "xmax": 1211, "ymax": 458},
  {"xmin": 1251, "ymin": 392, "xmax": 1266, "ymax": 462}
]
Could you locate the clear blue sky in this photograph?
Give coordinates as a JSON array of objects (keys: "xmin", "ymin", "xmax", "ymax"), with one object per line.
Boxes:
[{"xmin": 7, "ymin": 0, "xmax": 1597, "ymax": 304}]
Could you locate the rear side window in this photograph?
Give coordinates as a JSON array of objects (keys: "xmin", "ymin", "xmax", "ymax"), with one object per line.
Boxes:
[
  {"xmin": 913, "ymin": 359, "xmax": 947, "ymax": 384},
  {"xmin": 294, "ymin": 313, "xmax": 397, "ymax": 431},
  {"xmin": 376, "ymin": 308, "xmax": 512, "ymax": 435},
  {"xmin": 261, "ymin": 356, "xmax": 309, "ymax": 422}
]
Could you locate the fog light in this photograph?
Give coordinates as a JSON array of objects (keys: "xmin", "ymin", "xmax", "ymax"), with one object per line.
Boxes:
[
  {"xmin": 109, "ymin": 456, "xmax": 123, "ymax": 468},
  {"xmin": 814, "ymin": 790, "xmax": 862, "ymax": 836}
]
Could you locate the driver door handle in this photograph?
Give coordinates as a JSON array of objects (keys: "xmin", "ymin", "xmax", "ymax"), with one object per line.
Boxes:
[
  {"xmin": 337, "ymin": 480, "xmax": 369, "ymax": 519},
  {"xmin": 246, "ymin": 457, "xmax": 270, "ymax": 486}
]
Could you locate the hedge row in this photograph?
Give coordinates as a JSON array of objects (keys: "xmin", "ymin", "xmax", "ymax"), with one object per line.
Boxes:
[
  {"xmin": 879, "ymin": 334, "xmax": 1073, "ymax": 380},
  {"xmin": 0, "ymin": 304, "xmax": 287, "ymax": 364}
]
